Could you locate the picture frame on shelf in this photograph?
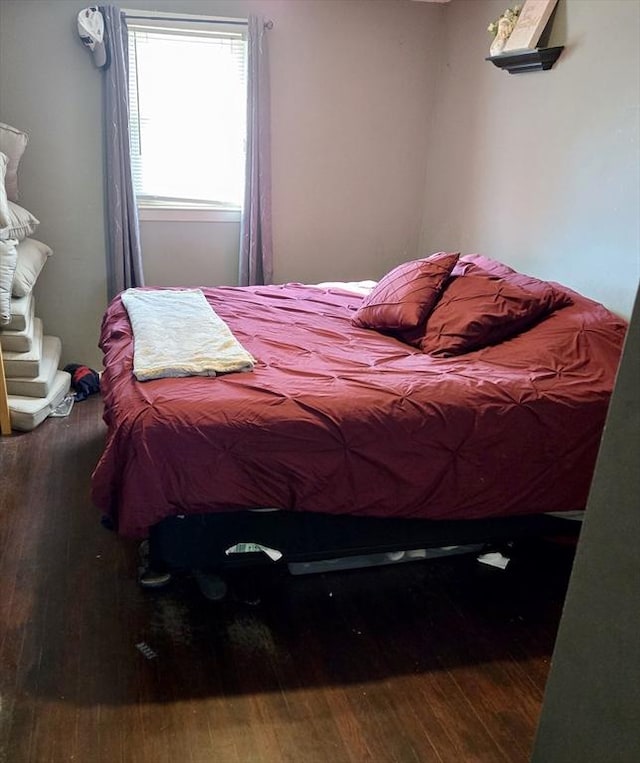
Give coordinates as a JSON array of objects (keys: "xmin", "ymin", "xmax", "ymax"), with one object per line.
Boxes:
[{"xmin": 503, "ymin": 0, "xmax": 559, "ymax": 52}]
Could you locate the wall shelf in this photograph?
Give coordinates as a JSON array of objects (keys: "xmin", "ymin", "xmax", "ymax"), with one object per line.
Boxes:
[{"xmin": 486, "ymin": 46, "xmax": 564, "ymax": 74}]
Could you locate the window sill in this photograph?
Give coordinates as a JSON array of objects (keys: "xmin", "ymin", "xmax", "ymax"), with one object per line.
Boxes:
[{"xmin": 138, "ymin": 207, "xmax": 241, "ymax": 223}]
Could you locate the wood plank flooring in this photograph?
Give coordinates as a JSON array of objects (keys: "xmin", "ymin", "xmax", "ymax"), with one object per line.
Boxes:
[{"xmin": 0, "ymin": 396, "xmax": 576, "ymax": 763}]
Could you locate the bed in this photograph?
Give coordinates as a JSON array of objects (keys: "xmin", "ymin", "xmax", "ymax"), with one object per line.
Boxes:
[{"xmin": 91, "ymin": 254, "xmax": 627, "ymax": 585}]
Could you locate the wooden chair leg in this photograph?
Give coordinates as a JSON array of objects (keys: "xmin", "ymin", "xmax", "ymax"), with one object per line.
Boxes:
[{"xmin": 0, "ymin": 342, "xmax": 12, "ymax": 435}]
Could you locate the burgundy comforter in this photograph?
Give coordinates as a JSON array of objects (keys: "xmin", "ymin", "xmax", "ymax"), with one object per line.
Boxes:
[{"xmin": 91, "ymin": 280, "xmax": 626, "ymax": 538}]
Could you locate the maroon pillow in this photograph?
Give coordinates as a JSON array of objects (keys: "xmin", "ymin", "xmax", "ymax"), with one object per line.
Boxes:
[
  {"xmin": 408, "ymin": 263, "xmax": 569, "ymax": 356},
  {"xmin": 458, "ymin": 254, "xmax": 573, "ymax": 308},
  {"xmin": 457, "ymin": 254, "xmax": 515, "ymax": 278},
  {"xmin": 352, "ymin": 251, "xmax": 460, "ymax": 331}
]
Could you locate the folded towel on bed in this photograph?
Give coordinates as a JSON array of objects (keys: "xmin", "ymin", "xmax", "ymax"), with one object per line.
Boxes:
[{"xmin": 121, "ymin": 288, "xmax": 255, "ymax": 381}]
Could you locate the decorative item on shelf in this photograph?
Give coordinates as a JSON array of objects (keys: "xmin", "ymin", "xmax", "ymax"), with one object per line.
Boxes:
[
  {"xmin": 503, "ymin": 0, "xmax": 560, "ymax": 53},
  {"xmin": 487, "ymin": 5, "xmax": 521, "ymax": 57}
]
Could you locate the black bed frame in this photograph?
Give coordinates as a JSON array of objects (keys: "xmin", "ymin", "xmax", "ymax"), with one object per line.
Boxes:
[{"xmin": 147, "ymin": 508, "xmax": 581, "ymax": 578}]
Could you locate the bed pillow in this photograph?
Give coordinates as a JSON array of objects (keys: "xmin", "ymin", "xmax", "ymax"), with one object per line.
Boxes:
[
  {"xmin": 458, "ymin": 254, "xmax": 514, "ymax": 278},
  {"xmin": 0, "ymin": 122, "xmax": 28, "ymax": 202},
  {"xmin": 3, "ymin": 201, "xmax": 39, "ymax": 241},
  {"xmin": 0, "ymin": 238, "xmax": 18, "ymax": 325},
  {"xmin": 459, "ymin": 253, "xmax": 573, "ymax": 307},
  {"xmin": 352, "ymin": 251, "xmax": 460, "ymax": 331},
  {"xmin": 408, "ymin": 263, "xmax": 568, "ymax": 356},
  {"xmin": 12, "ymin": 238, "xmax": 52, "ymax": 297}
]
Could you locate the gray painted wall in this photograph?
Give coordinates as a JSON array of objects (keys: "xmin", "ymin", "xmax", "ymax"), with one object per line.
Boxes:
[
  {"xmin": 0, "ymin": 0, "xmax": 107, "ymax": 368},
  {"xmin": 421, "ymin": 0, "xmax": 640, "ymax": 319}
]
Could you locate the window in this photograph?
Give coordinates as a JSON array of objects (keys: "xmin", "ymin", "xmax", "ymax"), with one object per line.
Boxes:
[{"xmin": 127, "ymin": 16, "xmax": 247, "ymax": 212}]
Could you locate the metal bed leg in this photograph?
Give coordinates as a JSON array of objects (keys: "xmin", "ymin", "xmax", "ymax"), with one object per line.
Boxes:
[{"xmin": 137, "ymin": 539, "xmax": 172, "ymax": 588}]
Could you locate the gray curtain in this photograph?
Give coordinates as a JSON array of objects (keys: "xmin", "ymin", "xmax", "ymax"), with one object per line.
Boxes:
[
  {"xmin": 239, "ymin": 15, "xmax": 273, "ymax": 287},
  {"xmin": 101, "ymin": 5, "xmax": 144, "ymax": 299}
]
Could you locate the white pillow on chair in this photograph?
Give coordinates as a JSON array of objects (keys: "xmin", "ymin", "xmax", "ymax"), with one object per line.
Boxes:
[
  {"xmin": 12, "ymin": 238, "xmax": 52, "ymax": 298},
  {"xmin": 0, "ymin": 122, "xmax": 29, "ymax": 202},
  {"xmin": 1, "ymin": 154, "xmax": 39, "ymax": 242},
  {"xmin": 3, "ymin": 201, "xmax": 39, "ymax": 241}
]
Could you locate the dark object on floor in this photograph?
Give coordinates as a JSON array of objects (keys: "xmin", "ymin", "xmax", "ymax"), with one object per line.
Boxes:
[
  {"xmin": 100, "ymin": 515, "xmax": 115, "ymax": 531},
  {"xmin": 63, "ymin": 363, "xmax": 100, "ymax": 401},
  {"xmin": 193, "ymin": 569, "xmax": 229, "ymax": 601}
]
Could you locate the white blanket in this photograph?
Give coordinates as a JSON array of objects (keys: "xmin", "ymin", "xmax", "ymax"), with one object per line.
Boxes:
[
  {"xmin": 121, "ymin": 288, "xmax": 255, "ymax": 381},
  {"xmin": 314, "ymin": 279, "xmax": 377, "ymax": 296}
]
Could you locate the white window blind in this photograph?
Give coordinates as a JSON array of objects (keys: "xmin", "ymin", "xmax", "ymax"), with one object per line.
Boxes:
[{"xmin": 127, "ymin": 20, "xmax": 247, "ymax": 209}]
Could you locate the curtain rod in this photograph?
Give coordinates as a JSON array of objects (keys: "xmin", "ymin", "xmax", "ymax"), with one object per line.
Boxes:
[{"xmin": 122, "ymin": 9, "xmax": 273, "ymax": 29}]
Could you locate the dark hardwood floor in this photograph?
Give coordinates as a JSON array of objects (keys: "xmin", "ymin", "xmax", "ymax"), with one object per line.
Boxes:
[{"xmin": 0, "ymin": 395, "xmax": 577, "ymax": 763}]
